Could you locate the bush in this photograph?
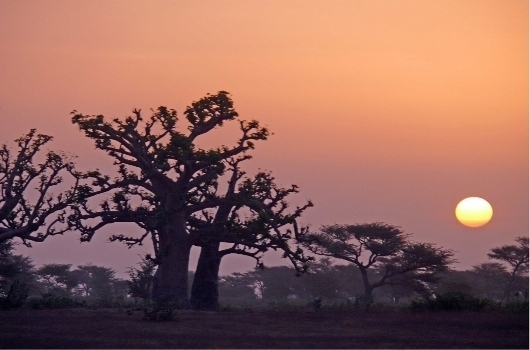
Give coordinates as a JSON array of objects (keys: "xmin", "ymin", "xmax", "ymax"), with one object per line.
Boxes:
[
  {"xmin": 502, "ymin": 300, "xmax": 529, "ymax": 313},
  {"xmin": 0, "ymin": 280, "xmax": 29, "ymax": 309},
  {"xmin": 308, "ymin": 297, "xmax": 323, "ymax": 311},
  {"xmin": 141, "ymin": 298, "xmax": 184, "ymax": 321},
  {"xmin": 409, "ymin": 291, "xmax": 491, "ymax": 311},
  {"xmin": 142, "ymin": 304, "xmax": 178, "ymax": 321},
  {"xmin": 26, "ymin": 295, "xmax": 86, "ymax": 309}
]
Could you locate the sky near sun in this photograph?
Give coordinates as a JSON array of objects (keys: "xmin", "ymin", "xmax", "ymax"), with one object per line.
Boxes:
[{"xmin": 0, "ymin": 0, "xmax": 528, "ymax": 277}]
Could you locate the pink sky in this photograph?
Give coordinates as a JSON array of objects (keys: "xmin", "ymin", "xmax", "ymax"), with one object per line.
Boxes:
[{"xmin": 0, "ymin": 1, "xmax": 528, "ymax": 277}]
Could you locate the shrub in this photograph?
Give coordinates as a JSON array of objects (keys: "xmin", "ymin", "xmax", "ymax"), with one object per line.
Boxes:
[
  {"xmin": 409, "ymin": 291, "xmax": 491, "ymax": 311},
  {"xmin": 308, "ymin": 296, "xmax": 323, "ymax": 311},
  {"xmin": 502, "ymin": 300, "xmax": 529, "ymax": 313},
  {"xmin": 142, "ymin": 298, "xmax": 181, "ymax": 321},
  {"xmin": 0, "ymin": 280, "xmax": 29, "ymax": 309},
  {"xmin": 26, "ymin": 295, "xmax": 86, "ymax": 309}
]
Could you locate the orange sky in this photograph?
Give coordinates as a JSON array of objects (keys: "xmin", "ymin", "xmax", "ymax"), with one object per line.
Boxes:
[{"xmin": 0, "ymin": 0, "xmax": 528, "ymax": 276}]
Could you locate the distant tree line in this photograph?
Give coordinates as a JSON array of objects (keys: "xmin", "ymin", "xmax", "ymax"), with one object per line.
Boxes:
[
  {"xmin": 209, "ymin": 236, "xmax": 528, "ymax": 307},
  {"xmin": 0, "ymin": 236, "xmax": 527, "ymax": 310},
  {"xmin": 125, "ymin": 236, "xmax": 529, "ymax": 308},
  {"xmin": 0, "ymin": 240, "xmax": 129, "ymax": 309}
]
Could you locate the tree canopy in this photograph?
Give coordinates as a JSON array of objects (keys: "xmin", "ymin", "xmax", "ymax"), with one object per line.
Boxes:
[
  {"xmin": 0, "ymin": 130, "xmax": 90, "ymax": 244},
  {"xmin": 301, "ymin": 222, "xmax": 455, "ymax": 304},
  {"xmin": 69, "ymin": 91, "xmax": 311, "ymax": 307},
  {"xmin": 488, "ymin": 236, "xmax": 529, "ymax": 302}
]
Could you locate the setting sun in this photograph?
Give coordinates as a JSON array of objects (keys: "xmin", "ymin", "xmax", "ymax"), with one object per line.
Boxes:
[{"xmin": 455, "ymin": 197, "xmax": 493, "ymax": 228}]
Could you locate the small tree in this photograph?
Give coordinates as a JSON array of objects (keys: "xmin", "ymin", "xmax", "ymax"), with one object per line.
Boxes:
[
  {"xmin": 378, "ymin": 271, "xmax": 433, "ymax": 304},
  {"xmin": 36, "ymin": 264, "xmax": 79, "ymax": 297},
  {"xmin": 218, "ymin": 273, "xmax": 258, "ymax": 305},
  {"xmin": 127, "ymin": 256, "xmax": 157, "ymax": 303},
  {"xmin": 74, "ymin": 264, "xmax": 125, "ymax": 305},
  {"xmin": 0, "ymin": 240, "xmax": 34, "ymax": 308},
  {"xmin": 301, "ymin": 222, "xmax": 455, "ymax": 306},
  {"xmin": 0, "ymin": 130, "xmax": 90, "ymax": 245},
  {"xmin": 470, "ymin": 262, "xmax": 509, "ymax": 300},
  {"xmin": 296, "ymin": 258, "xmax": 360, "ymax": 301},
  {"xmin": 0, "ymin": 241, "xmax": 35, "ymax": 287},
  {"xmin": 488, "ymin": 236, "xmax": 529, "ymax": 302}
]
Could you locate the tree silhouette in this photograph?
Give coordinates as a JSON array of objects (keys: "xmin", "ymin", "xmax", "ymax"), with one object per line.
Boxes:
[
  {"xmin": 70, "ymin": 91, "xmax": 309, "ymax": 307},
  {"xmin": 0, "ymin": 240, "xmax": 34, "ymax": 308},
  {"xmin": 189, "ymin": 167, "xmax": 312, "ymax": 310},
  {"xmin": 73, "ymin": 264, "xmax": 127, "ymax": 305},
  {"xmin": 127, "ymin": 255, "xmax": 156, "ymax": 302},
  {"xmin": 36, "ymin": 264, "xmax": 79, "ymax": 297},
  {"xmin": 488, "ymin": 236, "xmax": 529, "ymax": 302},
  {"xmin": 470, "ymin": 262, "xmax": 509, "ymax": 300},
  {"xmin": 0, "ymin": 130, "xmax": 90, "ymax": 245},
  {"xmin": 301, "ymin": 222, "xmax": 455, "ymax": 306}
]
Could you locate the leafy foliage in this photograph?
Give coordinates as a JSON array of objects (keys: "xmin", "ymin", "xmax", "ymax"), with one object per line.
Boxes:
[
  {"xmin": 127, "ymin": 255, "xmax": 156, "ymax": 302},
  {"xmin": 0, "ymin": 240, "xmax": 34, "ymax": 308},
  {"xmin": 69, "ymin": 92, "xmax": 271, "ymax": 248},
  {"xmin": 36, "ymin": 264, "xmax": 79, "ymax": 297},
  {"xmin": 35, "ymin": 263, "xmax": 128, "ymax": 306},
  {"xmin": 470, "ymin": 262, "xmax": 510, "ymax": 300},
  {"xmin": 488, "ymin": 237, "xmax": 529, "ymax": 273},
  {"xmin": 0, "ymin": 280, "xmax": 29, "ymax": 309}
]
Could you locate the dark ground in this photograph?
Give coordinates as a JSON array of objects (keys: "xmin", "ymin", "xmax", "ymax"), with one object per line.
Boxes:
[{"xmin": 0, "ymin": 308, "xmax": 527, "ymax": 349}]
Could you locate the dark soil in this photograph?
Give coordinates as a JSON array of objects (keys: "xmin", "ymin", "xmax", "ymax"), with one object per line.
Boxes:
[{"xmin": 0, "ymin": 308, "xmax": 527, "ymax": 349}]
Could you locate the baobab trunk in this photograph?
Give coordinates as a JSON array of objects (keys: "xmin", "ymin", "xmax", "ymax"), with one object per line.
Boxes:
[
  {"xmin": 190, "ymin": 204, "xmax": 232, "ymax": 310},
  {"xmin": 152, "ymin": 217, "xmax": 192, "ymax": 308},
  {"xmin": 190, "ymin": 241, "xmax": 221, "ymax": 310}
]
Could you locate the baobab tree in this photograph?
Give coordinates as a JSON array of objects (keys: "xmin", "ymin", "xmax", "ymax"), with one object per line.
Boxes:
[
  {"xmin": 70, "ymin": 91, "xmax": 311, "ymax": 307},
  {"xmin": 301, "ymin": 222, "xmax": 454, "ymax": 306},
  {"xmin": 189, "ymin": 166, "xmax": 312, "ymax": 310},
  {"xmin": 0, "ymin": 130, "xmax": 90, "ymax": 245}
]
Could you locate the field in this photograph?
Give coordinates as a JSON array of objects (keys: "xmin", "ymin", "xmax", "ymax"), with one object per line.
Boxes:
[{"xmin": 0, "ymin": 308, "xmax": 527, "ymax": 349}]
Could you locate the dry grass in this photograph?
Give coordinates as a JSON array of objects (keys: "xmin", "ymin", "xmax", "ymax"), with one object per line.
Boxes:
[{"xmin": 0, "ymin": 308, "xmax": 527, "ymax": 348}]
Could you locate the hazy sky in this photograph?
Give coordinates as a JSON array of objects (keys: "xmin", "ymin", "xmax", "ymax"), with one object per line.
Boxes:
[{"xmin": 1, "ymin": 1, "xmax": 528, "ymax": 277}]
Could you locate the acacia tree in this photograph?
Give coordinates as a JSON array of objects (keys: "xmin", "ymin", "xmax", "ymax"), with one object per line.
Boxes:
[
  {"xmin": 36, "ymin": 264, "xmax": 79, "ymax": 297},
  {"xmin": 470, "ymin": 262, "xmax": 509, "ymax": 300},
  {"xmin": 69, "ymin": 91, "xmax": 306, "ymax": 306},
  {"xmin": 0, "ymin": 130, "xmax": 90, "ymax": 244},
  {"xmin": 488, "ymin": 236, "xmax": 529, "ymax": 302},
  {"xmin": 74, "ymin": 264, "xmax": 123, "ymax": 301},
  {"xmin": 301, "ymin": 223, "xmax": 454, "ymax": 305}
]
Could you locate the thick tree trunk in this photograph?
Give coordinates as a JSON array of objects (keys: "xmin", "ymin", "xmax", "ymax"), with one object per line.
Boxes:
[
  {"xmin": 151, "ymin": 215, "xmax": 192, "ymax": 308},
  {"xmin": 190, "ymin": 202, "xmax": 232, "ymax": 311},
  {"xmin": 190, "ymin": 241, "xmax": 221, "ymax": 310},
  {"xmin": 152, "ymin": 240, "xmax": 192, "ymax": 308}
]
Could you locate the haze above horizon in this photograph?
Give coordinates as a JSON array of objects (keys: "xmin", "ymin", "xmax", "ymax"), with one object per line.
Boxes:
[{"xmin": 0, "ymin": 0, "xmax": 527, "ymax": 277}]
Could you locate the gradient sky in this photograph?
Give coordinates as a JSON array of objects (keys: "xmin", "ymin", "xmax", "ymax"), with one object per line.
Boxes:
[{"xmin": 1, "ymin": 0, "xmax": 528, "ymax": 277}]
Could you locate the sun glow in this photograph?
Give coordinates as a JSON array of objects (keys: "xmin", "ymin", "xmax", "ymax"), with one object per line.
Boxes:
[{"xmin": 455, "ymin": 197, "xmax": 493, "ymax": 228}]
